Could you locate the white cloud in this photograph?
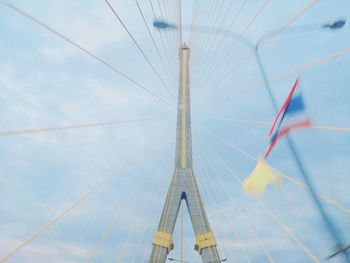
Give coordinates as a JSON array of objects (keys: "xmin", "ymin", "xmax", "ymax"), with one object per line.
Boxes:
[
  {"xmin": 38, "ymin": 45, "xmax": 77, "ymax": 63},
  {"xmin": 36, "ymin": 1, "xmax": 126, "ymax": 62},
  {"xmin": 0, "ymin": 237, "xmax": 89, "ymax": 263}
]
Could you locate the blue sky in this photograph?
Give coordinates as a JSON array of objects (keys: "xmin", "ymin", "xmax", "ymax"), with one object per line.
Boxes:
[{"xmin": 0, "ymin": 0, "xmax": 349, "ymax": 262}]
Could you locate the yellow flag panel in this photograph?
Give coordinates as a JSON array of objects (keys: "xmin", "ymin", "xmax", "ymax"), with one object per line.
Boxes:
[{"xmin": 243, "ymin": 159, "xmax": 281, "ymax": 195}]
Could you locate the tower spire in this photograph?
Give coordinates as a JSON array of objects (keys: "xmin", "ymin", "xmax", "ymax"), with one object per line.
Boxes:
[{"xmin": 148, "ymin": 44, "xmax": 221, "ymax": 263}]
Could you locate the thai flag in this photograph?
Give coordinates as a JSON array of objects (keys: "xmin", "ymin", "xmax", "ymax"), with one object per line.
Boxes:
[{"xmin": 264, "ymin": 77, "xmax": 311, "ymax": 158}]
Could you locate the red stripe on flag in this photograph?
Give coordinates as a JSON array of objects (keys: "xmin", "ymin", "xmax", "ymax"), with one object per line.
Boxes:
[
  {"xmin": 264, "ymin": 119, "xmax": 311, "ymax": 158},
  {"xmin": 268, "ymin": 77, "xmax": 300, "ymax": 136}
]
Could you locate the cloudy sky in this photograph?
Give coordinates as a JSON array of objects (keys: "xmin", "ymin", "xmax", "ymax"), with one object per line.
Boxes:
[{"xmin": 0, "ymin": 0, "xmax": 349, "ymax": 262}]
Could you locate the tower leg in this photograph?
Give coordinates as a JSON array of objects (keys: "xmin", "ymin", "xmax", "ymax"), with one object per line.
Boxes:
[
  {"xmin": 185, "ymin": 170, "xmax": 221, "ymax": 263},
  {"xmin": 149, "ymin": 174, "xmax": 182, "ymax": 263},
  {"xmin": 149, "ymin": 170, "xmax": 221, "ymax": 263}
]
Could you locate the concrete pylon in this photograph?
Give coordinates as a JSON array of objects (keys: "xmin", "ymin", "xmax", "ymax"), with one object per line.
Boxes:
[{"xmin": 149, "ymin": 44, "xmax": 221, "ymax": 263}]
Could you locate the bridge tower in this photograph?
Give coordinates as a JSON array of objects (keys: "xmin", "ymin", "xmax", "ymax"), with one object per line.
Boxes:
[{"xmin": 149, "ymin": 44, "xmax": 222, "ymax": 263}]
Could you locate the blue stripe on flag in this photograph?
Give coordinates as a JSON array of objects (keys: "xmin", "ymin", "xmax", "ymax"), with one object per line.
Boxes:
[{"xmin": 285, "ymin": 95, "xmax": 305, "ymax": 115}]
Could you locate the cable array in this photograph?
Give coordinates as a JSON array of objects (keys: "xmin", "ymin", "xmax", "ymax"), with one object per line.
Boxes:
[{"xmin": 1, "ymin": 0, "xmax": 349, "ymax": 262}]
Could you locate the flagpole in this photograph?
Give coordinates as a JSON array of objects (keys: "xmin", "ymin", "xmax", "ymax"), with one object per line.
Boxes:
[{"xmin": 255, "ymin": 42, "xmax": 350, "ymax": 261}]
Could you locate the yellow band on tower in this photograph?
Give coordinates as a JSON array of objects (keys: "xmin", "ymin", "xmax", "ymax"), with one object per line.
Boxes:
[
  {"xmin": 194, "ymin": 231, "xmax": 217, "ymax": 253},
  {"xmin": 181, "ymin": 50, "xmax": 187, "ymax": 169},
  {"xmin": 152, "ymin": 231, "xmax": 174, "ymax": 251}
]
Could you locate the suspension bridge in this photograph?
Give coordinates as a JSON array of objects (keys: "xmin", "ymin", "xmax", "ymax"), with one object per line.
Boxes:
[{"xmin": 0, "ymin": 1, "xmax": 349, "ymax": 262}]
